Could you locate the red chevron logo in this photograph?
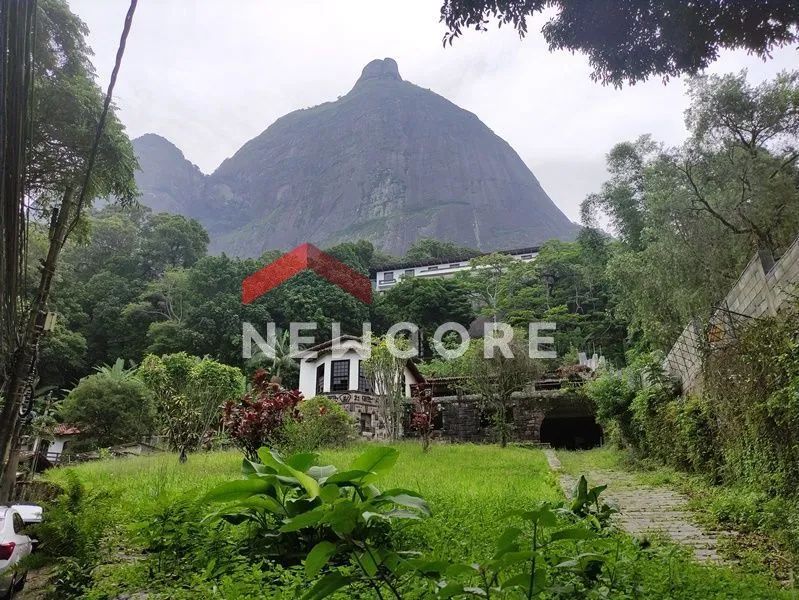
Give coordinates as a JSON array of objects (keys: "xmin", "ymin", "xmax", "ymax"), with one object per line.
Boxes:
[{"xmin": 241, "ymin": 243, "xmax": 372, "ymax": 305}]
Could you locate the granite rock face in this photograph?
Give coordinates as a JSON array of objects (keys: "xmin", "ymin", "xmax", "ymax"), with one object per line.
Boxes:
[
  {"xmin": 132, "ymin": 134, "xmax": 206, "ymax": 215},
  {"xmin": 133, "ymin": 58, "xmax": 578, "ymax": 257}
]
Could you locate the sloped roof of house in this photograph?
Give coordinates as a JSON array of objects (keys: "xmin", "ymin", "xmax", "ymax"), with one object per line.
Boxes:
[
  {"xmin": 53, "ymin": 424, "xmax": 81, "ymax": 436},
  {"xmin": 301, "ymin": 334, "xmax": 363, "ymax": 356}
]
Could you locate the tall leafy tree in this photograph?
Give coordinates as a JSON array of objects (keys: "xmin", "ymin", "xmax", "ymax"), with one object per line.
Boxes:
[
  {"xmin": 463, "ymin": 332, "xmax": 543, "ymax": 447},
  {"xmin": 584, "ymin": 71, "xmax": 799, "ymax": 348},
  {"xmin": 439, "ymin": 0, "xmax": 799, "ymax": 86},
  {"xmin": 373, "ymin": 277, "xmax": 475, "ymax": 353},
  {"xmin": 0, "ymin": 0, "xmax": 138, "ymax": 496},
  {"xmin": 403, "ymin": 238, "xmax": 480, "ymax": 263}
]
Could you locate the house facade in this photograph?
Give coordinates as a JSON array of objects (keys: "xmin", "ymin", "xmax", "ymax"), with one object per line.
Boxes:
[
  {"xmin": 296, "ymin": 336, "xmax": 424, "ymax": 437},
  {"xmin": 370, "ymin": 246, "xmax": 540, "ymax": 292}
]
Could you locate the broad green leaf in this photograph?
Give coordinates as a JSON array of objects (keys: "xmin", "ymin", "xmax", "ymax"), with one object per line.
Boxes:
[
  {"xmin": 235, "ymin": 495, "xmax": 284, "ymax": 515},
  {"xmin": 287, "ymin": 452, "xmax": 319, "ymax": 471},
  {"xmin": 494, "ymin": 526, "xmax": 522, "ymax": 556},
  {"xmin": 241, "ymin": 458, "xmax": 274, "ymax": 476},
  {"xmin": 445, "ymin": 563, "xmax": 479, "ymax": 577},
  {"xmin": 374, "ymin": 491, "xmax": 430, "ymax": 516},
  {"xmin": 257, "ymin": 447, "xmax": 286, "ymax": 471},
  {"xmin": 549, "ymin": 526, "xmax": 594, "ymax": 542},
  {"xmin": 280, "ymin": 508, "xmax": 326, "ymax": 532},
  {"xmin": 357, "ymin": 550, "xmax": 378, "ymax": 576},
  {"xmin": 258, "ymin": 448, "xmax": 321, "ymax": 498},
  {"xmin": 320, "ymin": 484, "xmax": 340, "ymax": 504},
  {"xmin": 325, "ymin": 470, "xmax": 372, "ymax": 485},
  {"xmin": 202, "ymin": 478, "xmax": 272, "ymax": 503},
  {"xmin": 589, "ymin": 484, "xmax": 608, "ymax": 497},
  {"xmin": 292, "ymin": 469, "xmax": 322, "ymax": 499},
  {"xmin": 493, "ymin": 550, "xmax": 535, "ymax": 568},
  {"xmin": 322, "ymin": 501, "xmax": 359, "ymax": 536},
  {"xmin": 305, "ymin": 540, "xmax": 337, "ymax": 577},
  {"xmin": 404, "ymin": 558, "xmax": 451, "ymax": 576},
  {"xmin": 379, "ymin": 550, "xmax": 403, "ymax": 574},
  {"xmin": 286, "ymin": 497, "xmax": 322, "ymax": 517},
  {"xmin": 218, "ymin": 513, "xmax": 252, "ymax": 525},
  {"xmin": 502, "ymin": 566, "xmax": 547, "ymax": 593},
  {"xmin": 383, "ymin": 508, "xmax": 423, "ymax": 520},
  {"xmin": 308, "ymin": 465, "xmax": 338, "ymax": 481},
  {"xmin": 349, "ymin": 446, "xmax": 399, "ymax": 482},
  {"xmin": 500, "ymin": 572, "xmax": 530, "ymax": 591},
  {"xmin": 362, "ymin": 511, "xmax": 389, "ymax": 523},
  {"xmin": 301, "ymin": 572, "xmax": 352, "ymax": 600}
]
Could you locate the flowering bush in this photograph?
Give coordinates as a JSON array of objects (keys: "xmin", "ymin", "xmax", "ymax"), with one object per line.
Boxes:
[{"xmin": 222, "ymin": 369, "xmax": 302, "ymax": 460}]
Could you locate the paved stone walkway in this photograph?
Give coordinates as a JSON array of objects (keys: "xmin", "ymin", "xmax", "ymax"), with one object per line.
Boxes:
[{"xmin": 545, "ymin": 450, "xmax": 730, "ymax": 563}]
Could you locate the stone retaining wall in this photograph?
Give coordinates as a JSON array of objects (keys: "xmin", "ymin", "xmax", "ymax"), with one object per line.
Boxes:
[{"xmin": 664, "ymin": 236, "xmax": 799, "ymax": 393}]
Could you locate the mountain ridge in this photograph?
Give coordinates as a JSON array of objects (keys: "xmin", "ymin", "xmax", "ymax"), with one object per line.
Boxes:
[{"xmin": 132, "ymin": 58, "xmax": 578, "ymax": 257}]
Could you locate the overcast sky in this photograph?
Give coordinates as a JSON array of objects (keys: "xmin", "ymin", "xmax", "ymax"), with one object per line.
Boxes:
[{"xmin": 70, "ymin": 0, "xmax": 798, "ymax": 223}]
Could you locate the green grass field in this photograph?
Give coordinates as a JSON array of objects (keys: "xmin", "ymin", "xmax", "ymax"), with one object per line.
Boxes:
[
  {"xmin": 46, "ymin": 442, "xmax": 561, "ymax": 563},
  {"xmin": 41, "ymin": 443, "xmax": 793, "ymax": 599}
]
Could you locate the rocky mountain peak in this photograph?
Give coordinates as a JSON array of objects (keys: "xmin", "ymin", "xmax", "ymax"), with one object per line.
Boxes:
[
  {"xmin": 355, "ymin": 58, "xmax": 402, "ymax": 86},
  {"xmin": 131, "ymin": 59, "xmax": 578, "ymax": 257}
]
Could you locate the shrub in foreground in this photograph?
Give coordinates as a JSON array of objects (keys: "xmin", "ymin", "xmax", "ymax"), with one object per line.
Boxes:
[{"xmin": 279, "ymin": 395, "xmax": 355, "ymax": 454}]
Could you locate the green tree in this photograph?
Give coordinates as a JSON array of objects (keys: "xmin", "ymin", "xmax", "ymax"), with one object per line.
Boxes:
[
  {"xmin": 0, "ymin": 0, "xmax": 138, "ymax": 495},
  {"xmin": 583, "ymin": 71, "xmax": 799, "ymax": 348},
  {"xmin": 403, "ymin": 237, "xmax": 480, "ymax": 263},
  {"xmin": 500, "ymin": 238, "xmax": 628, "ymax": 364},
  {"xmin": 138, "ymin": 353, "xmax": 245, "ymax": 461},
  {"xmin": 373, "ymin": 277, "xmax": 475, "ymax": 352},
  {"xmin": 463, "ymin": 332, "xmax": 543, "ymax": 447},
  {"xmin": 439, "ymin": 0, "xmax": 799, "ymax": 86},
  {"xmin": 139, "ymin": 213, "xmax": 209, "ymax": 276},
  {"xmin": 37, "ymin": 325, "xmax": 87, "ymax": 389},
  {"xmin": 364, "ymin": 337, "xmax": 410, "ymax": 440},
  {"xmin": 60, "ymin": 372, "xmax": 155, "ymax": 449},
  {"xmin": 279, "ymin": 395, "xmax": 355, "ymax": 454}
]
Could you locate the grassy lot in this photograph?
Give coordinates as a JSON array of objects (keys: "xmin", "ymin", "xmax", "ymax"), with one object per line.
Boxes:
[
  {"xmin": 37, "ymin": 443, "xmax": 793, "ymax": 599},
  {"xmin": 46, "ymin": 442, "xmax": 561, "ymax": 564}
]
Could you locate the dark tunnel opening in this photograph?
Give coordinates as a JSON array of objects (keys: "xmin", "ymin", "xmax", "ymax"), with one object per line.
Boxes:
[{"xmin": 540, "ymin": 416, "xmax": 602, "ymax": 450}]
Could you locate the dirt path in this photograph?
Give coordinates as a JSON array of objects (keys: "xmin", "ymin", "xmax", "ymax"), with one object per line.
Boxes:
[
  {"xmin": 15, "ymin": 567, "xmax": 52, "ymax": 600},
  {"xmin": 545, "ymin": 450, "xmax": 730, "ymax": 563}
]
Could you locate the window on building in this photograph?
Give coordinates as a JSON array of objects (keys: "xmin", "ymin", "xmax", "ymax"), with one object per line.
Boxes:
[
  {"xmin": 331, "ymin": 359, "xmax": 350, "ymax": 391},
  {"xmin": 381, "ymin": 271, "xmax": 395, "ymax": 282},
  {"xmin": 358, "ymin": 361, "xmax": 371, "ymax": 393},
  {"xmin": 360, "ymin": 412, "xmax": 373, "ymax": 433},
  {"xmin": 427, "ymin": 265, "xmax": 439, "ymax": 271},
  {"xmin": 449, "ymin": 263, "xmax": 461, "ymax": 268},
  {"xmin": 315, "ymin": 363, "xmax": 325, "ymax": 394},
  {"xmin": 404, "ymin": 269, "xmax": 415, "ymax": 277}
]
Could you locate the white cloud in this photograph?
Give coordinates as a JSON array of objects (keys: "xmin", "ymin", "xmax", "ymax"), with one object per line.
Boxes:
[{"xmin": 70, "ymin": 0, "xmax": 798, "ymax": 221}]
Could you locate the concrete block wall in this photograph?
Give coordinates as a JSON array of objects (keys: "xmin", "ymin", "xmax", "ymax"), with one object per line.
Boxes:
[{"xmin": 665, "ymin": 236, "xmax": 799, "ymax": 392}]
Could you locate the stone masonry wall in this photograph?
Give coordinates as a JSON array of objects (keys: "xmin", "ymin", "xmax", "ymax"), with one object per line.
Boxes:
[
  {"xmin": 665, "ymin": 236, "xmax": 799, "ymax": 393},
  {"xmin": 435, "ymin": 390, "xmax": 590, "ymax": 443}
]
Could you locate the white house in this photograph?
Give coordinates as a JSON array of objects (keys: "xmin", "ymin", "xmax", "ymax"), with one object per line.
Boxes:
[
  {"xmin": 296, "ymin": 335, "xmax": 424, "ymax": 436},
  {"xmin": 370, "ymin": 246, "xmax": 540, "ymax": 292}
]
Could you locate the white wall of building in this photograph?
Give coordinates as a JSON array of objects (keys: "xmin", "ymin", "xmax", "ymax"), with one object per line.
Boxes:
[
  {"xmin": 297, "ymin": 339, "xmax": 420, "ymax": 399},
  {"xmin": 371, "ymin": 249, "xmax": 539, "ymax": 292}
]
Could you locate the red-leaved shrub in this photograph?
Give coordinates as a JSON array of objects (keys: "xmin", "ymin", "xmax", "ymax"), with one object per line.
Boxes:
[{"xmin": 222, "ymin": 369, "xmax": 303, "ymax": 459}]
